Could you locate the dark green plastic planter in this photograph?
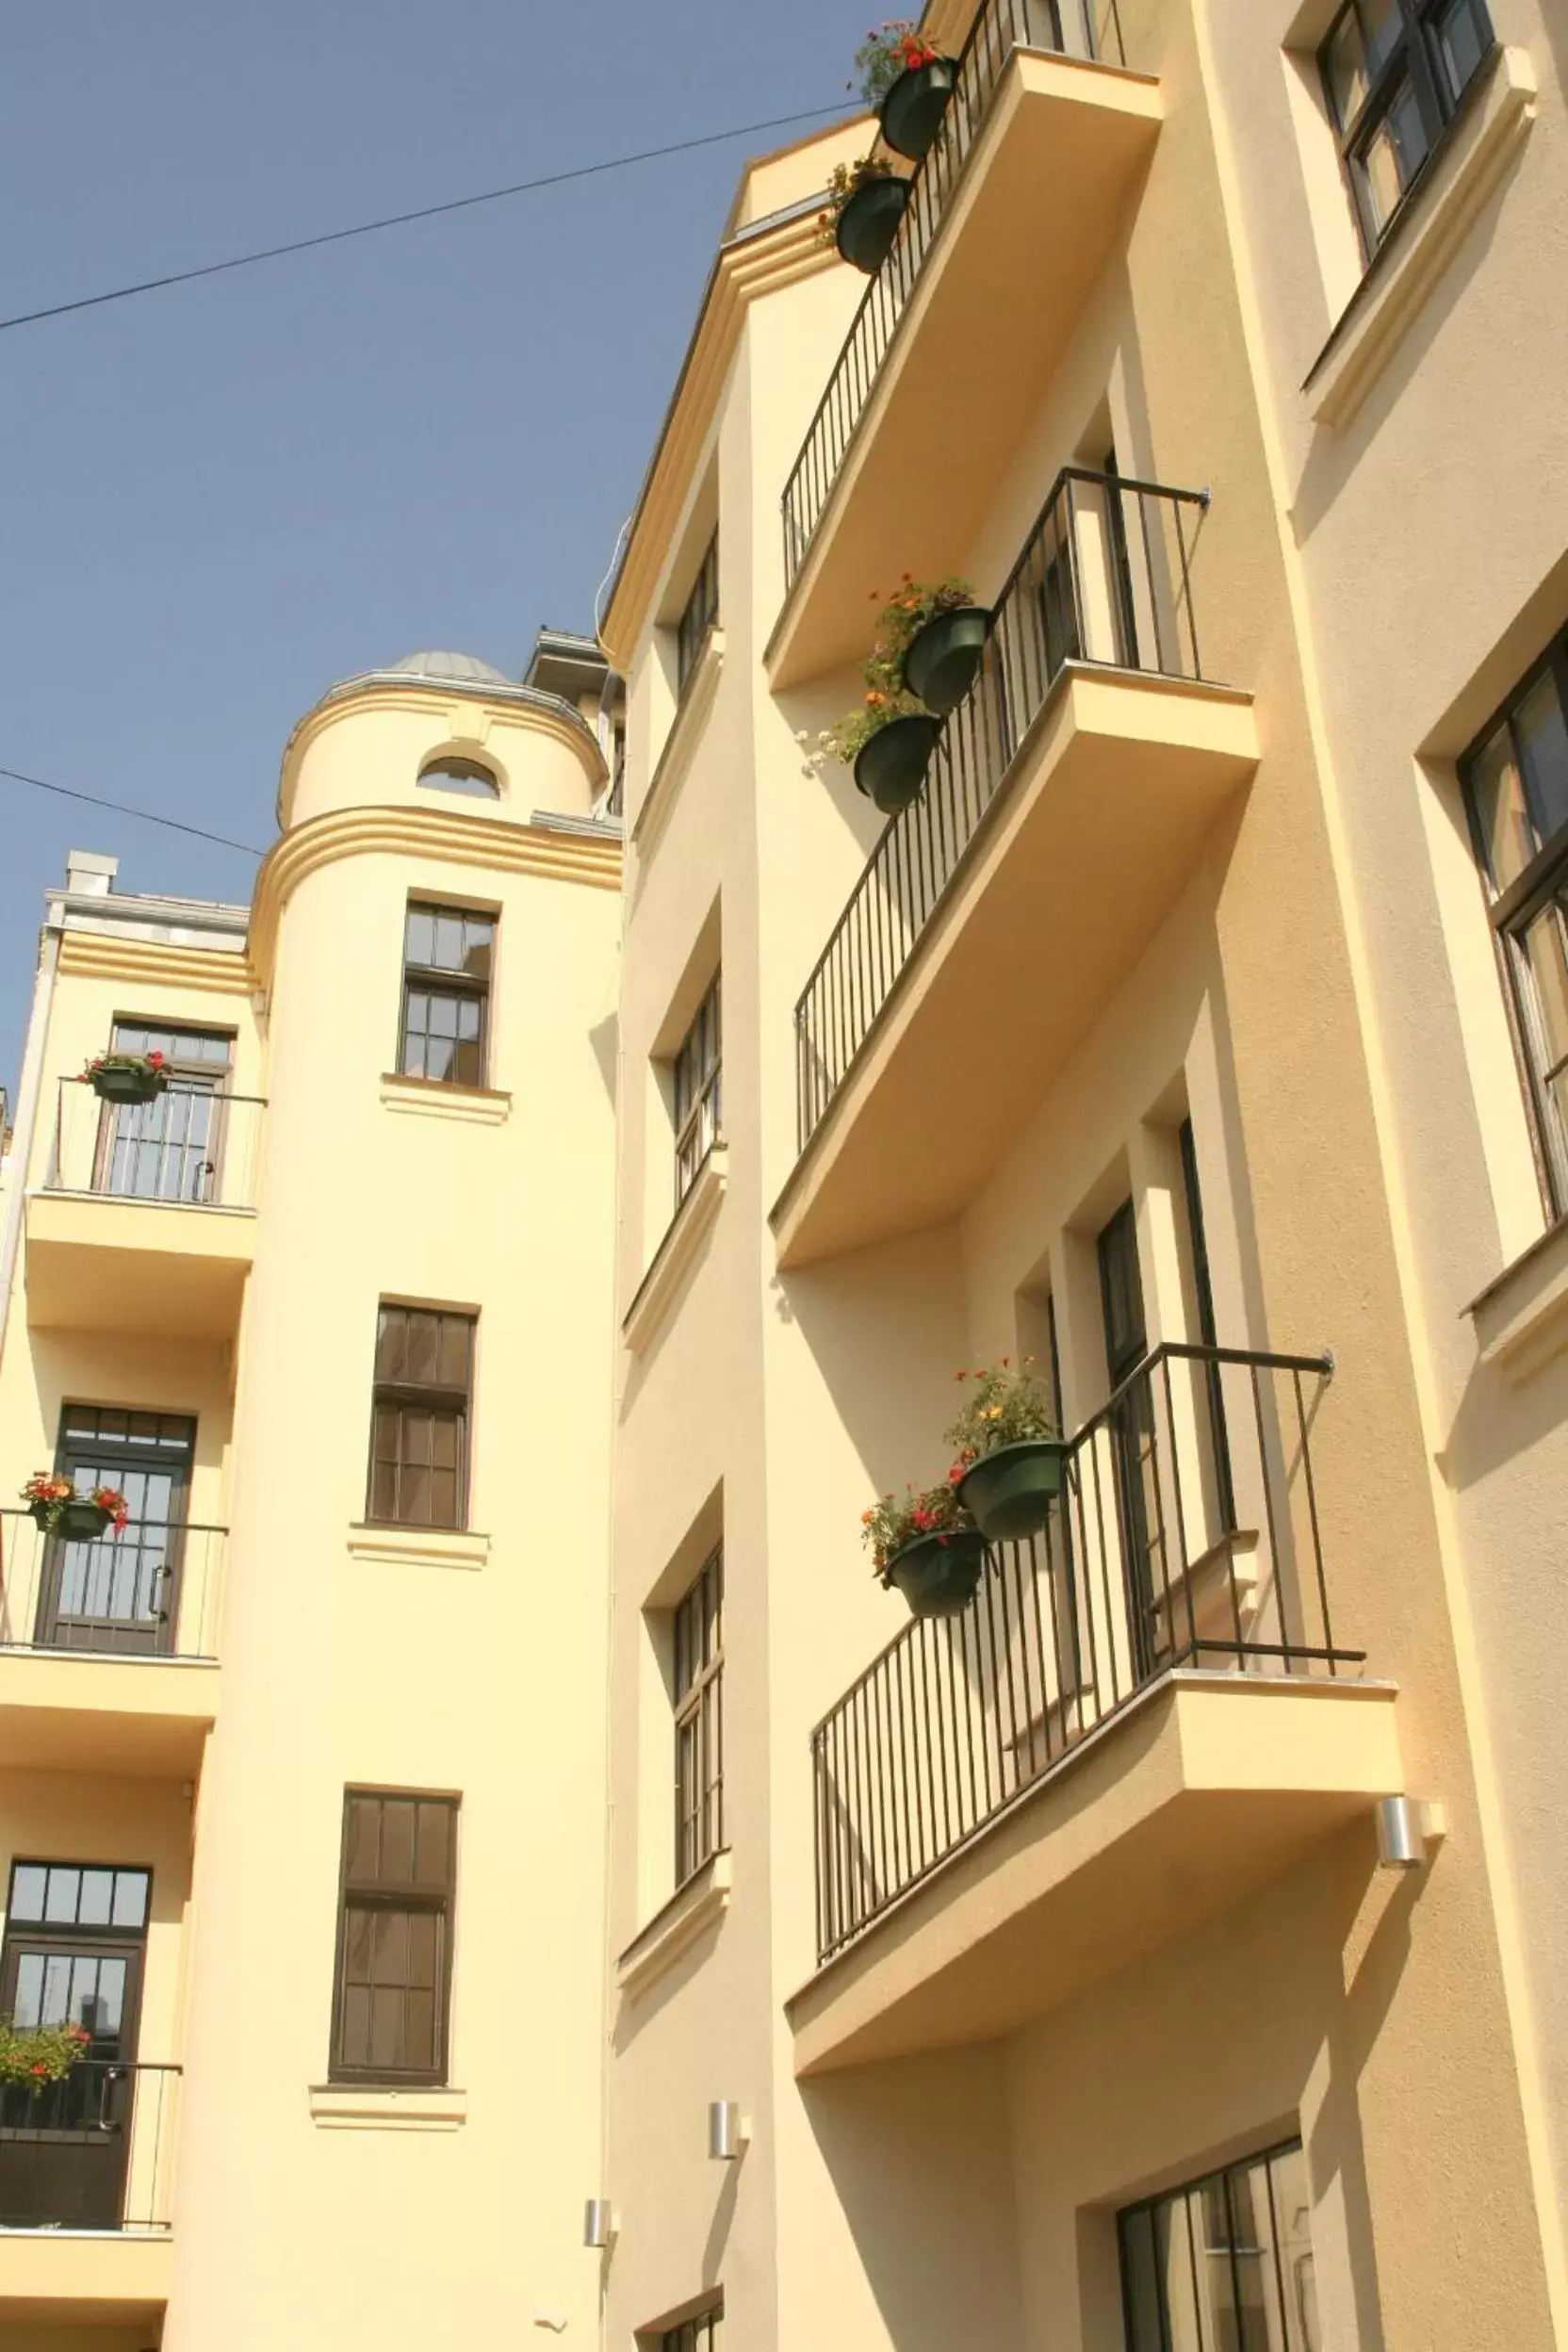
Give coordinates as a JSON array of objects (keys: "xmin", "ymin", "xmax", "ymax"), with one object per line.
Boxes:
[
  {"xmin": 31, "ymin": 1497, "xmax": 116, "ymax": 1542},
  {"xmin": 90, "ymin": 1066, "xmax": 166, "ymax": 1105},
  {"xmin": 883, "ymin": 1527, "xmax": 986, "ymax": 1618},
  {"xmin": 957, "ymin": 1440, "xmax": 1067, "ymax": 1544},
  {"xmin": 878, "ymin": 57, "xmax": 958, "ymax": 161},
  {"xmin": 901, "ymin": 604, "xmax": 990, "ymax": 714},
  {"xmin": 854, "ymin": 712, "xmax": 941, "ymax": 814},
  {"xmin": 836, "ymin": 174, "xmax": 910, "ymax": 273}
]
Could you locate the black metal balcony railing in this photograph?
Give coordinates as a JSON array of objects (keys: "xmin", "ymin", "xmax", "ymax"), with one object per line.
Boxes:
[
  {"xmin": 46, "ymin": 1079, "xmax": 265, "ymax": 1210},
  {"xmin": 783, "ymin": 0, "xmax": 1127, "ymax": 585},
  {"xmin": 0, "ymin": 1511, "xmax": 225, "ymax": 1662},
  {"xmin": 811, "ymin": 1343, "xmax": 1363, "ymax": 1964},
  {"xmin": 0, "ymin": 2060, "xmax": 180, "ymax": 2231},
  {"xmin": 794, "ymin": 466, "xmax": 1208, "ymax": 1147}
]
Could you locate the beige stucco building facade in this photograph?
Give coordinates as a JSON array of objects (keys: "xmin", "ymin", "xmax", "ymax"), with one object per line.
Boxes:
[{"xmin": 1, "ymin": 2, "xmax": 1566, "ymax": 2347}]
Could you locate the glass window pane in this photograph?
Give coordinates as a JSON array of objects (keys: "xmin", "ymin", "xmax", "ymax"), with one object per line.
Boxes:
[
  {"xmin": 1156, "ymin": 2192, "xmax": 1204, "ymax": 2352},
  {"xmin": 375, "ymin": 1906, "xmax": 410, "ymax": 1982},
  {"xmin": 405, "ymin": 1316, "xmax": 439, "ymax": 1384},
  {"xmin": 44, "ymin": 1869, "xmax": 81, "ymax": 1924},
  {"xmin": 12, "ymin": 1952, "xmax": 44, "ymax": 2028},
  {"xmin": 345, "ymin": 1796, "xmax": 382, "ymax": 1884},
  {"xmin": 433, "ymin": 914, "xmax": 464, "ymax": 972},
  {"xmin": 405, "ymin": 907, "xmax": 434, "ymax": 966},
  {"xmin": 436, "ymin": 1318, "xmax": 470, "ymax": 1388},
  {"xmin": 1121, "ymin": 2207, "xmax": 1164, "ymax": 2352},
  {"xmin": 416, "ymin": 1804, "xmax": 451, "ymax": 1891},
  {"xmin": 1324, "ymin": 8, "xmax": 1368, "ymax": 125},
  {"xmin": 369, "ymin": 1984, "xmax": 403, "ymax": 2072},
  {"xmin": 341, "ymin": 1983, "xmax": 370, "ymax": 2068},
  {"xmin": 380, "ymin": 1802, "xmax": 416, "ymax": 1886},
  {"xmin": 1361, "ymin": 0, "xmax": 1403, "ymax": 74},
  {"xmin": 403, "ymin": 1986, "xmax": 436, "ymax": 2069},
  {"xmin": 1470, "ymin": 722, "xmax": 1534, "ymax": 889},
  {"xmin": 10, "ymin": 1864, "xmax": 47, "ymax": 1920},
  {"xmin": 1432, "ymin": 0, "xmax": 1488, "ymax": 101},
  {"xmin": 407, "ymin": 1913, "xmax": 439, "ymax": 1987},
  {"xmin": 1515, "ymin": 668, "xmax": 1568, "ymax": 850},
  {"xmin": 1267, "ymin": 2144, "xmax": 1319, "ymax": 2352},
  {"xmin": 77, "ymin": 1869, "xmax": 114, "ymax": 1926},
  {"xmin": 1356, "ymin": 82, "xmax": 1428, "ymax": 235}
]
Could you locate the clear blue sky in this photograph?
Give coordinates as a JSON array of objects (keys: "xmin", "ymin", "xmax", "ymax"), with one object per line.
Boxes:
[{"xmin": 0, "ymin": 0, "xmax": 864, "ymax": 1091}]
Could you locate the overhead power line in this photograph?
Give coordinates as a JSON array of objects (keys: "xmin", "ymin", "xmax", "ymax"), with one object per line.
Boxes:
[
  {"xmin": 0, "ymin": 103, "xmax": 851, "ymax": 335},
  {"xmin": 0, "ymin": 764, "xmax": 267, "ymax": 858}
]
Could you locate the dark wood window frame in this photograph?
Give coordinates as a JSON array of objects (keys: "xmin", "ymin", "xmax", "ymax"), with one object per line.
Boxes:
[
  {"xmin": 398, "ymin": 901, "xmax": 496, "ymax": 1090},
  {"xmin": 652, "ymin": 2305, "xmax": 723, "ymax": 2352},
  {"xmin": 1460, "ymin": 627, "xmax": 1568, "ymax": 1223},
  {"xmin": 675, "ymin": 532, "xmax": 720, "ymax": 699},
  {"xmin": 366, "ymin": 1303, "xmax": 476, "ymax": 1530},
  {"xmin": 328, "ymin": 1789, "xmax": 458, "ymax": 2087},
  {"xmin": 1118, "ymin": 2136, "xmax": 1314, "ymax": 2352},
  {"xmin": 2, "ymin": 1858, "xmax": 153, "ymax": 2062},
  {"xmin": 1319, "ymin": 0, "xmax": 1494, "ymax": 263},
  {"xmin": 673, "ymin": 1548, "xmax": 724, "ymax": 1889},
  {"xmin": 672, "ymin": 973, "xmax": 722, "ymax": 1211}
]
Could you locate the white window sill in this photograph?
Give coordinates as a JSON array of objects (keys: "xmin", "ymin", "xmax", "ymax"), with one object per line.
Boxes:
[
  {"xmin": 1470, "ymin": 1217, "xmax": 1568, "ymax": 1387},
  {"xmin": 621, "ymin": 1145, "xmax": 727, "ymax": 1357},
  {"xmin": 346, "ymin": 1523, "xmax": 491, "ymax": 1571},
  {"xmin": 1305, "ymin": 46, "xmax": 1537, "ymax": 432},
  {"xmin": 379, "ymin": 1072, "xmax": 512, "ymax": 1126},
  {"xmin": 630, "ymin": 629, "xmax": 725, "ymax": 859},
  {"xmin": 308, "ymin": 2082, "xmax": 466, "ymax": 2131},
  {"xmin": 616, "ymin": 1851, "xmax": 732, "ymax": 2001}
]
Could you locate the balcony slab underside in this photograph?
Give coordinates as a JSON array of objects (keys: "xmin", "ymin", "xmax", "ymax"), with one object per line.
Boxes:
[
  {"xmin": 0, "ymin": 2230, "xmax": 170, "ymax": 2313},
  {"xmin": 774, "ymin": 669, "xmax": 1258, "ymax": 1267},
  {"xmin": 24, "ymin": 1190, "xmax": 254, "ymax": 1339},
  {"xmin": 787, "ymin": 1674, "xmax": 1402, "ymax": 2076},
  {"xmin": 0, "ymin": 1652, "xmax": 218, "ymax": 1775},
  {"xmin": 770, "ymin": 51, "xmax": 1162, "ymax": 688}
]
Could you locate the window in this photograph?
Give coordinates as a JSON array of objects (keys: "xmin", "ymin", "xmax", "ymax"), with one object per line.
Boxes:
[
  {"xmin": 95, "ymin": 1021, "xmax": 234, "ymax": 1204},
  {"xmin": 399, "ymin": 902, "xmax": 495, "ymax": 1087},
  {"xmin": 1461, "ymin": 632, "xmax": 1568, "ymax": 1218},
  {"xmin": 674, "ymin": 1548, "xmax": 724, "ymax": 1886},
  {"xmin": 416, "ymin": 755, "xmax": 500, "ymax": 800},
  {"xmin": 676, "ymin": 533, "xmax": 720, "ymax": 696},
  {"xmin": 673, "ymin": 974, "xmax": 722, "ymax": 1207},
  {"xmin": 1320, "ymin": 0, "xmax": 1494, "ymax": 259},
  {"xmin": 367, "ymin": 1305, "xmax": 475, "ymax": 1528},
  {"xmin": 3, "ymin": 1861, "xmax": 151, "ymax": 2062},
  {"xmin": 329, "ymin": 1791, "xmax": 457, "ymax": 2085},
  {"xmin": 656, "ymin": 2310, "xmax": 722, "ymax": 2352},
  {"xmin": 39, "ymin": 1406, "xmax": 194, "ymax": 1657},
  {"xmin": 1119, "ymin": 2139, "xmax": 1317, "ymax": 2352}
]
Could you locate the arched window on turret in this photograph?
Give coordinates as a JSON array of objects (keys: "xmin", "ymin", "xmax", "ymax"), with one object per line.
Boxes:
[{"xmin": 416, "ymin": 755, "xmax": 500, "ymax": 800}]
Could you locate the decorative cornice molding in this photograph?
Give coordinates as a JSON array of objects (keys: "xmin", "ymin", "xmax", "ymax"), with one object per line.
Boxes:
[
  {"xmin": 56, "ymin": 931, "xmax": 258, "ymax": 998},
  {"xmin": 599, "ymin": 206, "xmax": 839, "ymax": 674},
  {"xmin": 277, "ymin": 677, "xmax": 606, "ymax": 829},
  {"xmin": 251, "ymin": 805, "xmax": 621, "ymax": 984}
]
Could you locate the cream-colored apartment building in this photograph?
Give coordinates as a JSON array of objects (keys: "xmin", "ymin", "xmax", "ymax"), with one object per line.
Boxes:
[{"xmin": 1, "ymin": 1, "xmax": 1565, "ymax": 2346}]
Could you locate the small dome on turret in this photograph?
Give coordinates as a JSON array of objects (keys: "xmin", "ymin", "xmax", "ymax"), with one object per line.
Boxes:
[{"xmin": 382, "ymin": 650, "xmax": 511, "ymax": 685}]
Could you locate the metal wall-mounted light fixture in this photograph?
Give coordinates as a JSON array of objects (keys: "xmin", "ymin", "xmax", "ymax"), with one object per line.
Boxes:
[
  {"xmin": 1374, "ymin": 1794, "xmax": 1445, "ymax": 1870},
  {"xmin": 708, "ymin": 2099, "xmax": 749, "ymax": 2161},
  {"xmin": 583, "ymin": 2198, "xmax": 615, "ymax": 2247}
]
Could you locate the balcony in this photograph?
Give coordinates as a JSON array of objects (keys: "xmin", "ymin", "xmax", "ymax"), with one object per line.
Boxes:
[
  {"xmin": 790, "ymin": 1345, "xmax": 1399, "ymax": 2074},
  {"xmin": 0, "ymin": 1511, "xmax": 222, "ymax": 1774},
  {"xmin": 26, "ymin": 1080, "xmax": 263, "ymax": 1339},
  {"xmin": 772, "ymin": 0, "xmax": 1161, "ymax": 685},
  {"xmin": 0, "ymin": 2061, "xmax": 178, "ymax": 2311},
  {"xmin": 775, "ymin": 469, "xmax": 1257, "ymax": 1266}
]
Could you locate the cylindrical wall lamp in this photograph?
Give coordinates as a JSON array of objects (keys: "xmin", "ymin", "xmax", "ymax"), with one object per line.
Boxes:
[
  {"xmin": 583, "ymin": 2198, "xmax": 615, "ymax": 2247},
  {"xmin": 1374, "ymin": 1794, "xmax": 1444, "ymax": 1870},
  {"xmin": 708, "ymin": 2100, "xmax": 749, "ymax": 2161}
]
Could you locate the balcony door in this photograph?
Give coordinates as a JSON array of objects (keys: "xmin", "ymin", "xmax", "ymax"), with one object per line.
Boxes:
[
  {"xmin": 92, "ymin": 1021, "xmax": 233, "ymax": 1205},
  {"xmin": 1098, "ymin": 1200, "xmax": 1166, "ymax": 1680},
  {"xmin": 0, "ymin": 1861, "xmax": 149, "ymax": 2230},
  {"xmin": 35, "ymin": 1407, "xmax": 194, "ymax": 1657}
]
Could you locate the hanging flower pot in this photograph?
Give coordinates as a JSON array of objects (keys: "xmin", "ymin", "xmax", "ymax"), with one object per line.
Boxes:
[
  {"xmin": 854, "ymin": 712, "xmax": 941, "ymax": 814},
  {"xmin": 81, "ymin": 1051, "xmax": 167, "ymax": 1105},
  {"xmin": 21, "ymin": 1474, "xmax": 129, "ymax": 1542},
  {"xmin": 947, "ymin": 1359, "xmax": 1066, "ymax": 1544},
  {"xmin": 863, "ymin": 1481, "xmax": 985, "ymax": 1619},
  {"xmin": 883, "ymin": 1526, "xmax": 986, "ymax": 1617},
  {"xmin": 956, "ymin": 1440, "xmax": 1068, "ymax": 1543},
  {"xmin": 901, "ymin": 603, "xmax": 990, "ymax": 715},
  {"xmin": 879, "ymin": 55, "xmax": 958, "ymax": 160},
  {"xmin": 835, "ymin": 171, "xmax": 911, "ymax": 273}
]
